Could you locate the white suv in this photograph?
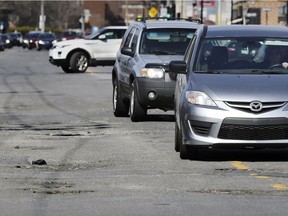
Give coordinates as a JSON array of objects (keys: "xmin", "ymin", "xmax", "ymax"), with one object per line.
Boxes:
[{"xmin": 49, "ymin": 26, "xmax": 127, "ymax": 73}]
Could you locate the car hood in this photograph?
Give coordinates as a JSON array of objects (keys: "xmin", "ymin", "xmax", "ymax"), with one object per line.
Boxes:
[
  {"xmin": 141, "ymin": 55, "xmax": 184, "ymax": 66},
  {"xmin": 192, "ymin": 73, "xmax": 288, "ymax": 102},
  {"xmin": 55, "ymin": 38, "xmax": 85, "ymax": 46}
]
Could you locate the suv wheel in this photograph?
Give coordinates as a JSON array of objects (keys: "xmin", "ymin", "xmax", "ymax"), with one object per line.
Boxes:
[
  {"xmin": 113, "ymin": 79, "xmax": 129, "ymax": 117},
  {"xmin": 61, "ymin": 66, "xmax": 74, "ymax": 73},
  {"xmin": 70, "ymin": 52, "xmax": 88, "ymax": 73},
  {"xmin": 130, "ymin": 81, "xmax": 147, "ymax": 122}
]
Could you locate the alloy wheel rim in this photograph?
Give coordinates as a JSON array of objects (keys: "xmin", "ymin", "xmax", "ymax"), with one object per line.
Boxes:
[{"xmin": 76, "ymin": 55, "xmax": 88, "ymax": 71}]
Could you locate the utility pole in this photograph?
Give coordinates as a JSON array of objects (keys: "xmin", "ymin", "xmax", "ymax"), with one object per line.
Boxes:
[{"xmin": 39, "ymin": 0, "xmax": 45, "ymax": 32}]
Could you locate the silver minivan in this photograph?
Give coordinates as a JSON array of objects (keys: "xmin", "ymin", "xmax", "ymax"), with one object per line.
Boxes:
[{"xmin": 170, "ymin": 25, "xmax": 288, "ymax": 160}]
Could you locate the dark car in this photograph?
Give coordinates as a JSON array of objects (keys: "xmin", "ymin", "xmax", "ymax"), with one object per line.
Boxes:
[
  {"xmin": 36, "ymin": 32, "xmax": 57, "ymax": 50},
  {"xmin": 8, "ymin": 32, "xmax": 23, "ymax": 46},
  {"xmin": 59, "ymin": 30, "xmax": 83, "ymax": 41},
  {"xmin": 112, "ymin": 18, "xmax": 200, "ymax": 122},
  {"xmin": 169, "ymin": 25, "xmax": 288, "ymax": 160},
  {"xmin": 22, "ymin": 31, "xmax": 41, "ymax": 49},
  {"xmin": 0, "ymin": 36, "xmax": 5, "ymax": 51},
  {"xmin": 0, "ymin": 34, "xmax": 12, "ymax": 48}
]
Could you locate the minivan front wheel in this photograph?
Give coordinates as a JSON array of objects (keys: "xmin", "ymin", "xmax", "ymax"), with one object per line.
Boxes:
[
  {"xmin": 70, "ymin": 52, "xmax": 88, "ymax": 73},
  {"xmin": 178, "ymin": 127, "xmax": 198, "ymax": 160},
  {"xmin": 130, "ymin": 81, "xmax": 147, "ymax": 122}
]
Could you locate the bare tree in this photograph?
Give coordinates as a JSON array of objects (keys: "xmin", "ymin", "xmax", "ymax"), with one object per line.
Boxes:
[{"xmin": 2, "ymin": 1, "xmax": 83, "ymax": 30}]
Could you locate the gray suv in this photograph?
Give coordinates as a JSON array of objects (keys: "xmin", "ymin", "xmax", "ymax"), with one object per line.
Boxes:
[{"xmin": 112, "ymin": 18, "xmax": 199, "ymax": 122}]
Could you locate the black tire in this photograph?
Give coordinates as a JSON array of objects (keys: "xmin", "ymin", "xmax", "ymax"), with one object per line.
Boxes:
[
  {"xmin": 69, "ymin": 52, "xmax": 88, "ymax": 73},
  {"xmin": 113, "ymin": 79, "xmax": 129, "ymax": 117},
  {"xmin": 61, "ymin": 66, "xmax": 74, "ymax": 73},
  {"xmin": 129, "ymin": 81, "xmax": 147, "ymax": 122},
  {"xmin": 175, "ymin": 122, "xmax": 180, "ymax": 152},
  {"xmin": 179, "ymin": 127, "xmax": 198, "ymax": 160}
]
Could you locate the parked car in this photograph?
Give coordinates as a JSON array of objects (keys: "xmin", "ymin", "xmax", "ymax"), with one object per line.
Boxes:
[
  {"xmin": 169, "ymin": 25, "xmax": 288, "ymax": 160},
  {"xmin": 22, "ymin": 31, "xmax": 41, "ymax": 49},
  {"xmin": 112, "ymin": 18, "xmax": 200, "ymax": 122},
  {"xmin": 0, "ymin": 34, "xmax": 12, "ymax": 48},
  {"xmin": 8, "ymin": 32, "xmax": 23, "ymax": 46},
  {"xmin": 0, "ymin": 36, "xmax": 5, "ymax": 51},
  {"xmin": 36, "ymin": 32, "xmax": 57, "ymax": 50},
  {"xmin": 59, "ymin": 30, "xmax": 84, "ymax": 41},
  {"xmin": 49, "ymin": 26, "xmax": 128, "ymax": 73}
]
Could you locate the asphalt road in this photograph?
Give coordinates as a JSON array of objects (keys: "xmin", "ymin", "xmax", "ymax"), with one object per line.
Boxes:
[{"xmin": 0, "ymin": 47, "xmax": 288, "ymax": 216}]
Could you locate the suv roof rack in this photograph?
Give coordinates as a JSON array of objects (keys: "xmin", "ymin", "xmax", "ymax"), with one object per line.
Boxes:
[{"xmin": 136, "ymin": 17, "xmax": 201, "ymax": 24}]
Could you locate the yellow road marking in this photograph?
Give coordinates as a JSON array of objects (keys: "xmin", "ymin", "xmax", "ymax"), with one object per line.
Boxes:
[
  {"xmin": 230, "ymin": 162, "xmax": 288, "ymax": 191},
  {"xmin": 272, "ymin": 184, "xmax": 288, "ymax": 190},
  {"xmin": 254, "ymin": 175, "xmax": 269, "ymax": 179},
  {"xmin": 231, "ymin": 161, "xmax": 250, "ymax": 170},
  {"xmin": 86, "ymin": 68, "xmax": 94, "ymax": 73}
]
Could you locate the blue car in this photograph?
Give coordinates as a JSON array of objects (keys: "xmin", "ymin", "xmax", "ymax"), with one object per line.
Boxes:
[
  {"xmin": 36, "ymin": 32, "xmax": 57, "ymax": 50},
  {"xmin": 0, "ymin": 36, "xmax": 5, "ymax": 51}
]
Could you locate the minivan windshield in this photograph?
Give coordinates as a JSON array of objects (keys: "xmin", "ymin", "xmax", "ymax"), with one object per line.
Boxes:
[
  {"xmin": 195, "ymin": 37, "xmax": 288, "ymax": 74},
  {"xmin": 139, "ymin": 28, "xmax": 195, "ymax": 55}
]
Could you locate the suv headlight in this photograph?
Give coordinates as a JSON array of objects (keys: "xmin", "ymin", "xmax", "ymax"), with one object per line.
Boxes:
[
  {"xmin": 185, "ymin": 91, "xmax": 216, "ymax": 106},
  {"xmin": 141, "ymin": 68, "xmax": 164, "ymax": 79}
]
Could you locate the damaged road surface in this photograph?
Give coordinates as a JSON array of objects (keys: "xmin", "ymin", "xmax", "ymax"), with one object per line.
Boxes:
[{"xmin": 0, "ymin": 48, "xmax": 288, "ymax": 216}]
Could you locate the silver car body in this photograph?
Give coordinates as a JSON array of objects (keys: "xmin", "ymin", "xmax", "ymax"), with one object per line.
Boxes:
[{"xmin": 172, "ymin": 25, "xmax": 288, "ymax": 159}]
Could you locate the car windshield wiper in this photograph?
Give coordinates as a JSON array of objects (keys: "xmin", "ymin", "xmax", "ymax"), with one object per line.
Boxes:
[
  {"xmin": 205, "ymin": 70, "xmax": 223, "ymax": 74},
  {"xmin": 251, "ymin": 69, "xmax": 288, "ymax": 74},
  {"xmin": 149, "ymin": 50, "xmax": 177, "ymax": 55}
]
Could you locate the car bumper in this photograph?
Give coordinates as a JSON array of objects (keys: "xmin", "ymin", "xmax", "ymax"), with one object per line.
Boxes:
[
  {"xmin": 49, "ymin": 57, "xmax": 67, "ymax": 67},
  {"xmin": 136, "ymin": 77, "xmax": 175, "ymax": 110},
  {"xmin": 49, "ymin": 48, "xmax": 67, "ymax": 66},
  {"xmin": 181, "ymin": 101, "xmax": 288, "ymax": 148}
]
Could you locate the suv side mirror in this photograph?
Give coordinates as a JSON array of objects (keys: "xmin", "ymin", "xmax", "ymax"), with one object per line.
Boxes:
[
  {"xmin": 169, "ymin": 60, "xmax": 187, "ymax": 74},
  {"xmin": 121, "ymin": 47, "xmax": 134, "ymax": 57},
  {"xmin": 99, "ymin": 34, "xmax": 107, "ymax": 40}
]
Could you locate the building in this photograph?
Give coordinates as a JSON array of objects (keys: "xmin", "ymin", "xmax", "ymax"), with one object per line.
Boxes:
[{"xmin": 231, "ymin": 0, "xmax": 287, "ymax": 25}]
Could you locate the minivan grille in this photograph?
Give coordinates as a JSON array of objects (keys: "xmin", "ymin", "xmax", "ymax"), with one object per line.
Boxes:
[
  {"xmin": 218, "ymin": 118, "xmax": 288, "ymax": 140},
  {"xmin": 225, "ymin": 101, "xmax": 286, "ymax": 114}
]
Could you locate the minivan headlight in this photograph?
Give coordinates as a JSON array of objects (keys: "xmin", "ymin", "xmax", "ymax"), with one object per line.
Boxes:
[
  {"xmin": 185, "ymin": 91, "xmax": 216, "ymax": 106},
  {"xmin": 141, "ymin": 68, "xmax": 164, "ymax": 79}
]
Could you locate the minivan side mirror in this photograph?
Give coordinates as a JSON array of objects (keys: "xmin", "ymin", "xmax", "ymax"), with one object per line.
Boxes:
[
  {"xmin": 121, "ymin": 47, "xmax": 134, "ymax": 57},
  {"xmin": 169, "ymin": 60, "xmax": 187, "ymax": 74}
]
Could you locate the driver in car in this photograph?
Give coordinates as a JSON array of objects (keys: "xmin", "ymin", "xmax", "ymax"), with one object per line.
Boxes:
[{"xmin": 265, "ymin": 46, "xmax": 287, "ymax": 69}]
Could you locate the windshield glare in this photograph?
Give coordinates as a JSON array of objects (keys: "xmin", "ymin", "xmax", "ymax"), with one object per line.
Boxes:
[
  {"xmin": 139, "ymin": 29, "xmax": 195, "ymax": 55},
  {"xmin": 195, "ymin": 37, "xmax": 288, "ymax": 73}
]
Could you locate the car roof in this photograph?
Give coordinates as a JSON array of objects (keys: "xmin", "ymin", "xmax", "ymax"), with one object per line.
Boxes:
[
  {"xmin": 103, "ymin": 26, "xmax": 128, "ymax": 29},
  {"xmin": 205, "ymin": 25, "xmax": 288, "ymax": 38},
  {"xmin": 132, "ymin": 19, "xmax": 200, "ymax": 29}
]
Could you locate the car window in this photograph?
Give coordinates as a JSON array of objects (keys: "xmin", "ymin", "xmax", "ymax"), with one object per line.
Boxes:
[
  {"xmin": 131, "ymin": 29, "xmax": 140, "ymax": 53},
  {"xmin": 195, "ymin": 37, "xmax": 288, "ymax": 73},
  {"xmin": 123, "ymin": 27, "xmax": 136, "ymax": 48},
  {"xmin": 139, "ymin": 28, "xmax": 195, "ymax": 55}
]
